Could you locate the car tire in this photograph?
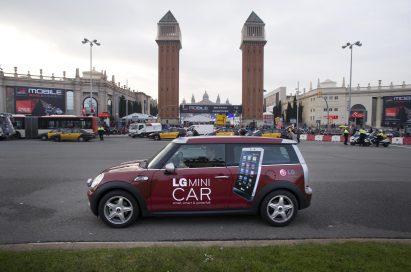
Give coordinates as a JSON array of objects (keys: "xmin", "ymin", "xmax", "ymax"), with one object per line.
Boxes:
[
  {"xmin": 98, "ymin": 190, "xmax": 139, "ymax": 228},
  {"xmin": 350, "ymin": 142, "xmax": 355, "ymax": 146},
  {"xmin": 154, "ymin": 135, "xmax": 160, "ymax": 141},
  {"xmin": 260, "ymin": 190, "xmax": 298, "ymax": 227},
  {"xmin": 78, "ymin": 136, "xmax": 84, "ymax": 142},
  {"xmin": 53, "ymin": 136, "xmax": 61, "ymax": 142},
  {"xmin": 41, "ymin": 135, "xmax": 48, "ymax": 141}
]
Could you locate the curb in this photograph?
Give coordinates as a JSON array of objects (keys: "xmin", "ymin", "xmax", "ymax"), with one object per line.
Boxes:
[{"xmin": 1, "ymin": 239, "xmax": 411, "ymax": 251}]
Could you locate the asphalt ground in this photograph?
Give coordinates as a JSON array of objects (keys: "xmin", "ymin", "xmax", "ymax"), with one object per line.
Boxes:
[{"xmin": 0, "ymin": 136, "xmax": 410, "ymax": 245}]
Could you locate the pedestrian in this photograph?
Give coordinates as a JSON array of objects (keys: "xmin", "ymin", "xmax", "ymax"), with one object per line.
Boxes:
[
  {"xmin": 97, "ymin": 125, "xmax": 105, "ymax": 141},
  {"xmin": 295, "ymin": 128, "xmax": 300, "ymax": 143},
  {"xmin": 358, "ymin": 127, "xmax": 367, "ymax": 146},
  {"xmin": 343, "ymin": 127, "xmax": 349, "ymax": 145}
]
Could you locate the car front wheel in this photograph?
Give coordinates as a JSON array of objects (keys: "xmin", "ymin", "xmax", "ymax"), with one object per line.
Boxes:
[
  {"xmin": 260, "ymin": 190, "xmax": 298, "ymax": 227},
  {"xmin": 41, "ymin": 135, "xmax": 48, "ymax": 141},
  {"xmin": 154, "ymin": 135, "xmax": 160, "ymax": 141},
  {"xmin": 78, "ymin": 136, "xmax": 84, "ymax": 142},
  {"xmin": 98, "ymin": 190, "xmax": 139, "ymax": 228}
]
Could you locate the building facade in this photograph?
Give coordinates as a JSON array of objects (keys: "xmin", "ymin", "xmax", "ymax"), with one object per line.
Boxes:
[
  {"xmin": 156, "ymin": 11, "xmax": 182, "ymax": 125},
  {"xmin": 241, "ymin": 12, "xmax": 266, "ymax": 127},
  {"xmin": 0, "ymin": 67, "xmax": 153, "ymax": 124}
]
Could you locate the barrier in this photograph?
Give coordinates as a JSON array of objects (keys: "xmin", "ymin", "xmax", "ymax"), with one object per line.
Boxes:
[
  {"xmin": 314, "ymin": 135, "xmax": 323, "ymax": 141},
  {"xmin": 331, "ymin": 135, "xmax": 342, "ymax": 142},
  {"xmin": 322, "ymin": 135, "xmax": 332, "ymax": 142},
  {"xmin": 297, "ymin": 135, "xmax": 410, "ymax": 145},
  {"xmin": 391, "ymin": 137, "xmax": 403, "ymax": 145}
]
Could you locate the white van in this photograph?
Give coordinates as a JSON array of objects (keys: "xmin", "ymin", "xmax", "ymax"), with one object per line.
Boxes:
[
  {"xmin": 188, "ymin": 124, "xmax": 215, "ymax": 135},
  {"xmin": 129, "ymin": 123, "xmax": 162, "ymax": 138}
]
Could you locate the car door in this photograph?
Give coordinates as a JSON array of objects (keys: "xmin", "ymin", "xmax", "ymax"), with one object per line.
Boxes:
[{"xmin": 149, "ymin": 144, "xmax": 233, "ymax": 212}]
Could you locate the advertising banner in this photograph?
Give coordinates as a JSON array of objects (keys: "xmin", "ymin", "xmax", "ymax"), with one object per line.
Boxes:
[
  {"xmin": 180, "ymin": 104, "xmax": 242, "ymax": 114},
  {"xmin": 14, "ymin": 86, "xmax": 66, "ymax": 116},
  {"xmin": 382, "ymin": 96, "xmax": 411, "ymax": 126}
]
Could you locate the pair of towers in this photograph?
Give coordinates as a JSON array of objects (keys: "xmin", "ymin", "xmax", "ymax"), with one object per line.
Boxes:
[{"xmin": 156, "ymin": 11, "xmax": 266, "ymax": 125}]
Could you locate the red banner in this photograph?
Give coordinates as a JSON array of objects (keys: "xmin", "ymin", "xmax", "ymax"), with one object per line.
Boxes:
[{"xmin": 351, "ymin": 112, "xmax": 364, "ymax": 118}]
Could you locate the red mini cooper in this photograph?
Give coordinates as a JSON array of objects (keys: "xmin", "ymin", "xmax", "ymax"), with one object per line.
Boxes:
[{"xmin": 86, "ymin": 136, "xmax": 312, "ymax": 228}]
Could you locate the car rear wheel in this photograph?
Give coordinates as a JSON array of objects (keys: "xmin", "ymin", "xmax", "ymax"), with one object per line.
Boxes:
[
  {"xmin": 260, "ymin": 190, "xmax": 298, "ymax": 227},
  {"xmin": 41, "ymin": 135, "xmax": 48, "ymax": 141},
  {"xmin": 154, "ymin": 134, "xmax": 160, "ymax": 141},
  {"xmin": 53, "ymin": 135, "xmax": 61, "ymax": 142},
  {"xmin": 98, "ymin": 190, "xmax": 139, "ymax": 228},
  {"xmin": 78, "ymin": 136, "xmax": 84, "ymax": 142}
]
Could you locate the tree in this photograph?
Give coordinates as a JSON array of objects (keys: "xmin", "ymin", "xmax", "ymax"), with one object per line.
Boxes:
[
  {"xmin": 119, "ymin": 96, "xmax": 126, "ymax": 118},
  {"xmin": 286, "ymin": 101, "xmax": 292, "ymax": 123},
  {"xmin": 292, "ymin": 95, "xmax": 297, "ymax": 120},
  {"xmin": 150, "ymin": 103, "xmax": 158, "ymax": 116},
  {"xmin": 298, "ymin": 102, "xmax": 304, "ymax": 125}
]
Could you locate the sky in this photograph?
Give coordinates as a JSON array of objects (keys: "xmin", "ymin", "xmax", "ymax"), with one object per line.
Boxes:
[{"xmin": 1, "ymin": 0, "xmax": 410, "ymax": 105}]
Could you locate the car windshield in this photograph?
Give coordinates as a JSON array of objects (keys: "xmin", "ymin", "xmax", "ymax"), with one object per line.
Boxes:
[{"xmin": 147, "ymin": 142, "xmax": 177, "ymax": 169}]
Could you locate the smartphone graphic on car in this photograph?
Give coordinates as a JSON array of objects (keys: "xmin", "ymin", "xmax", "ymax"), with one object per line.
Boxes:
[{"xmin": 233, "ymin": 147, "xmax": 264, "ymax": 201}]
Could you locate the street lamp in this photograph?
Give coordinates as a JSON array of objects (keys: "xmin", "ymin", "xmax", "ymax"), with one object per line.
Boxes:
[
  {"xmin": 342, "ymin": 41, "xmax": 362, "ymax": 126},
  {"xmin": 82, "ymin": 38, "xmax": 101, "ymax": 116},
  {"xmin": 295, "ymin": 81, "xmax": 300, "ymax": 130}
]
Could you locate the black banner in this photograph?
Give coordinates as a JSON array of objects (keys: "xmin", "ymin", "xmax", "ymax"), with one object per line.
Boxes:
[
  {"xmin": 13, "ymin": 86, "xmax": 66, "ymax": 116},
  {"xmin": 180, "ymin": 104, "xmax": 242, "ymax": 114},
  {"xmin": 382, "ymin": 96, "xmax": 411, "ymax": 126}
]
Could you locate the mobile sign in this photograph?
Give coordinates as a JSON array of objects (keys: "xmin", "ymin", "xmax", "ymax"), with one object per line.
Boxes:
[
  {"xmin": 233, "ymin": 147, "xmax": 264, "ymax": 201},
  {"xmin": 13, "ymin": 86, "xmax": 66, "ymax": 116}
]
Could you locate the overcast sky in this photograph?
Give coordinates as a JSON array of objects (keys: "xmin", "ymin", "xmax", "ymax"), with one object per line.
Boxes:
[{"xmin": 1, "ymin": 0, "xmax": 410, "ymax": 104}]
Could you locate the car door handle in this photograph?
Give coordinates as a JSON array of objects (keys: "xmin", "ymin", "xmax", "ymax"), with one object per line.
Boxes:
[{"xmin": 214, "ymin": 175, "xmax": 230, "ymax": 179}]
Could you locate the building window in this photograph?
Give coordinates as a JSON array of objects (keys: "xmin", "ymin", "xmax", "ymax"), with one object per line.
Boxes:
[
  {"xmin": 324, "ymin": 108, "xmax": 327, "ymax": 112},
  {"xmin": 334, "ymin": 108, "xmax": 338, "ymax": 112},
  {"xmin": 329, "ymin": 96, "xmax": 333, "ymax": 100},
  {"xmin": 335, "ymin": 96, "xmax": 338, "ymax": 100}
]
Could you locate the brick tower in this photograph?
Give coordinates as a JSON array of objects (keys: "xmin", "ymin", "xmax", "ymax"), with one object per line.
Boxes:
[
  {"xmin": 156, "ymin": 11, "xmax": 182, "ymax": 125},
  {"xmin": 240, "ymin": 11, "xmax": 266, "ymax": 127}
]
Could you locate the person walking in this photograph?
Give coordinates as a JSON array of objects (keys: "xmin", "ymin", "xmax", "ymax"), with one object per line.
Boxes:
[
  {"xmin": 97, "ymin": 125, "xmax": 105, "ymax": 141},
  {"xmin": 358, "ymin": 127, "xmax": 367, "ymax": 146},
  {"xmin": 343, "ymin": 127, "xmax": 349, "ymax": 145},
  {"xmin": 295, "ymin": 128, "xmax": 301, "ymax": 143}
]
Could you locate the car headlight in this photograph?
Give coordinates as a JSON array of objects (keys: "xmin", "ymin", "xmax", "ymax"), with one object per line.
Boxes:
[{"xmin": 88, "ymin": 173, "xmax": 104, "ymax": 188}]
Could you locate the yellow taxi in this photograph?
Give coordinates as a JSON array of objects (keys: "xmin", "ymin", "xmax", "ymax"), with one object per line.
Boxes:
[
  {"xmin": 52, "ymin": 128, "xmax": 95, "ymax": 142},
  {"xmin": 40, "ymin": 129, "xmax": 63, "ymax": 141},
  {"xmin": 253, "ymin": 128, "xmax": 286, "ymax": 138},
  {"xmin": 149, "ymin": 128, "xmax": 186, "ymax": 140},
  {"xmin": 213, "ymin": 127, "xmax": 239, "ymax": 136}
]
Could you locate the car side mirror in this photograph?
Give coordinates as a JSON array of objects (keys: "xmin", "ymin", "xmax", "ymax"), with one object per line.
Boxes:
[{"xmin": 165, "ymin": 162, "xmax": 175, "ymax": 174}]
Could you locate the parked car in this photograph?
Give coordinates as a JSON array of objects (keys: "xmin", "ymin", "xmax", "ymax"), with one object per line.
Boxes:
[
  {"xmin": 148, "ymin": 127, "xmax": 186, "ymax": 140},
  {"xmin": 86, "ymin": 136, "xmax": 312, "ymax": 228},
  {"xmin": 51, "ymin": 128, "xmax": 95, "ymax": 142},
  {"xmin": 40, "ymin": 128, "xmax": 64, "ymax": 141}
]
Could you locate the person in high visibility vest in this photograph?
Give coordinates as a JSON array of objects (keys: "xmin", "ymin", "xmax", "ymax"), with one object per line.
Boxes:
[
  {"xmin": 358, "ymin": 127, "xmax": 367, "ymax": 146},
  {"xmin": 375, "ymin": 130, "xmax": 384, "ymax": 147},
  {"xmin": 97, "ymin": 126, "xmax": 105, "ymax": 141},
  {"xmin": 343, "ymin": 127, "xmax": 349, "ymax": 145}
]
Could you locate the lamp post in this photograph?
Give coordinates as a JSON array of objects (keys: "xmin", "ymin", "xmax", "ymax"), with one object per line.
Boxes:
[
  {"xmin": 296, "ymin": 81, "xmax": 300, "ymax": 130},
  {"xmin": 82, "ymin": 38, "xmax": 101, "ymax": 116},
  {"xmin": 342, "ymin": 41, "xmax": 362, "ymax": 126}
]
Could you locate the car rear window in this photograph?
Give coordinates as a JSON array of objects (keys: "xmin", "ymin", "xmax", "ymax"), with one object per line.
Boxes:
[{"xmin": 226, "ymin": 144, "xmax": 299, "ymax": 166}]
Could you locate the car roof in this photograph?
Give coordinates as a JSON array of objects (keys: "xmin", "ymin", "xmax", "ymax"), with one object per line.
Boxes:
[{"xmin": 173, "ymin": 136, "xmax": 295, "ymax": 144}]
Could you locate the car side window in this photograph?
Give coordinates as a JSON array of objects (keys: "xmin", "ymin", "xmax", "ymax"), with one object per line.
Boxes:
[
  {"xmin": 165, "ymin": 144, "xmax": 226, "ymax": 168},
  {"xmin": 226, "ymin": 144, "xmax": 299, "ymax": 166}
]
